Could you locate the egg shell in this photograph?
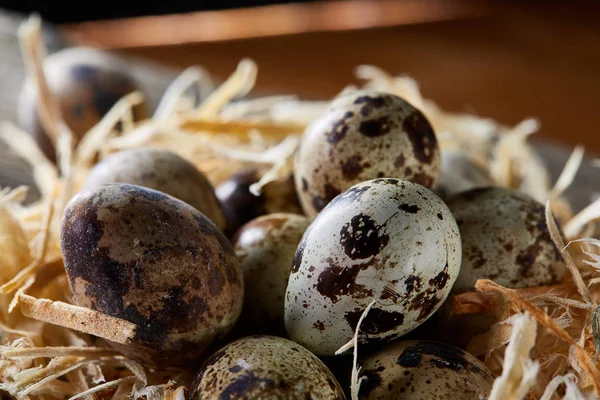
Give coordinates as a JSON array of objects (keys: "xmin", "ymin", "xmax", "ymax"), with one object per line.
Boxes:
[
  {"xmin": 191, "ymin": 335, "xmax": 346, "ymax": 400},
  {"xmin": 216, "ymin": 167, "xmax": 266, "ymax": 234},
  {"xmin": 294, "ymin": 91, "xmax": 440, "ymax": 218},
  {"xmin": 18, "ymin": 47, "xmax": 147, "ymax": 162},
  {"xmin": 60, "ymin": 183, "xmax": 243, "ymax": 365},
  {"xmin": 217, "ymin": 168, "xmax": 303, "ymax": 235},
  {"xmin": 234, "ymin": 213, "xmax": 310, "ymax": 335},
  {"xmin": 84, "ymin": 147, "xmax": 227, "ymax": 231},
  {"xmin": 285, "ymin": 178, "xmax": 461, "ymax": 356},
  {"xmin": 358, "ymin": 340, "xmax": 495, "ymax": 399},
  {"xmin": 435, "ymin": 149, "xmax": 493, "ymax": 199},
  {"xmin": 445, "ymin": 187, "xmax": 566, "ymax": 292}
]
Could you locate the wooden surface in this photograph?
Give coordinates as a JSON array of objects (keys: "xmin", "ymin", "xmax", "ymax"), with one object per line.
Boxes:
[
  {"xmin": 89, "ymin": 2, "xmax": 600, "ymax": 153},
  {"xmin": 60, "ymin": 0, "xmax": 485, "ymax": 48}
]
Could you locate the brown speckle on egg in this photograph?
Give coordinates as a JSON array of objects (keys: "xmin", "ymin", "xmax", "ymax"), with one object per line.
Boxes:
[
  {"xmin": 294, "ymin": 91, "xmax": 440, "ymax": 218},
  {"xmin": 191, "ymin": 336, "xmax": 347, "ymax": 400},
  {"xmin": 359, "ymin": 340, "xmax": 494, "ymax": 399},
  {"xmin": 339, "ymin": 214, "xmax": 390, "ymax": 260},
  {"xmin": 60, "ymin": 183, "xmax": 244, "ymax": 366},
  {"xmin": 446, "ymin": 187, "xmax": 566, "ymax": 292}
]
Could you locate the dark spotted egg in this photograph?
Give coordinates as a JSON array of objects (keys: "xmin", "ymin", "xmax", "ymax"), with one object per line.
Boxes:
[
  {"xmin": 294, "ymin": 91, "xmax": 440, "ymax": 218},
  {"xmin": 84, "ymin": 147, "xmax": 227, "ymax": 231},
  {"xmin": 445, "ymin": 187, "xmax": 566, "ymax": 292},
  {"xmin": 435, "ymin": 149, "xmax": 493, "ymax": 199},
  {"xmin": 233, "ymin": 213, "xmax": 310, "ymax": 335},
  {"xmin": 216, "ymin": 168, "xmax": 303, "ymax": 235},
  {"xmin": 284, "ymin": 178, "xmax": 461, "ymax": 356},
  {"xmin": 60, "ymin": 183, "xmax": 244, "ymax": 366},
  {"xmin": 358, "ymin": 340, "xmax": 495, "ymax": 399},
  {"xmin": 18, "ymin": 47, "xmax": 147, "ymax": 163},
  {"xmin": 191, "ymin": 335, "xmax": 347, "ymax": 400}
]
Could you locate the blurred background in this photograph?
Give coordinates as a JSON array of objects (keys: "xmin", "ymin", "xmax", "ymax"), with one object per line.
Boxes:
[
  {"xmin": 0, "ymin": 0, "xmax": 598, "ymax": 150},
  {"xmin": 0, "ymin": 0, "xmax": 599, "ymax": 205}
]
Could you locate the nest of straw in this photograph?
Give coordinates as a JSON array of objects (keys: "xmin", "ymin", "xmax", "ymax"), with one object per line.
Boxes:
[{"xmin": 2, "ymin": 15, "xmax": 600, "ymax": 400}]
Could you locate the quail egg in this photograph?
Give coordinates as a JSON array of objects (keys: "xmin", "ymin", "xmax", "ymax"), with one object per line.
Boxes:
[
  {"xmin": 18, "ymin": 47, "xmax": 147, "ymax": 162},
  {"xmin": 191, "ymin": 335, "xmax": 346, "ymax": 399},
  {"xmin": 294, "ymin": 91, "xmax": 440, "ymax": 218},
  {"xmin": 216, "ymin": 167, "xmax": 302, "ymax": 234},
  {"xmin": 84, "ymin": 147, "xmax": 227, "ymax": 231},
  {"xmin": 285, "ymin": 178, "xmax": 461, "ymax": 356},
  {"xmin": 234, "ymin": 213, "xmax": 310, "ymax": 335},
  {"xmin": 445, "ymin": 186, "xmax": 566, "ymax": 292},
  {"xmin": 358, "ymin": 340, "xmax": 495, "ymax": 399},
  {"xmin": 435, "ymin": 149, "xmax": 493, "ymax": 199},
  {"xmin": 60, "ymin": 183, "xmax": 243, "ymax": 365}
]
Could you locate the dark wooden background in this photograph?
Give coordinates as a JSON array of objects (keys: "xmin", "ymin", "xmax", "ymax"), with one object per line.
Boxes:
[
  {"xmin": 61, "ymin": 1, "xmax": 600, "ymax": 154},
  {"xmin": 1, "ymin": 1, "xmax": 599, "ymax": 208}
]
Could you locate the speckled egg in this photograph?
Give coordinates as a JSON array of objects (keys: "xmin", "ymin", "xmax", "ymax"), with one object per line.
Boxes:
[
  {"xmin": 358, "ymin": 340, "xmax": 495, "ymax": 399},
  {"xmin": 285, "ymin": 178, "xmax": 461, "ymax": 356},
  {"xmin": 216, "ymin": 167, "xmax": 303, "ymax": 234},
  {"xmin": 234, "ymin": 213, "xmax": 310, "ymax": 335},
  {"xmin": 435, "ymin": 149, "xmax": 493, "ymax": 199},
  {"xmin": 18, "ymin": 47, "xmax": 147, "ymax": 162},
  {"xmin": 445, "ymin": 187, "xmax": 566, "ymax": 292},
  {"xmin": 60, "ymin": 183, "xmax": 243, "ymax": 366},
  {"xmin": 84, "ymin": 147, "xmax": 227, "ymax": 231},
  {"xmin": 191, "ymin": 335, "xmax": 346, "ymax": 400},
  {"xmin": 294, "ymin": 91, "xmax": 440, "ymax": 218}
]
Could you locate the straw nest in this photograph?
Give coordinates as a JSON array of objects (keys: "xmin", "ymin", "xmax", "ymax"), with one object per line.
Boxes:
[{"xmin": 1, "ymin": 15, "xmax": 600, "ymax": 400}]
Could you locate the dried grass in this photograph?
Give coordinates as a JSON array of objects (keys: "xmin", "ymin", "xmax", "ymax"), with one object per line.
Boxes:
[{"xmin": 1, "ymin": 13, "xmax": 600, "ymax": 400}]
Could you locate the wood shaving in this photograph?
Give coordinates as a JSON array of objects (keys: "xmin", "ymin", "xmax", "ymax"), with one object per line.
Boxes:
[
  {"xmin": 564, "ymin": 196, "xmax": 600, "ymax": 240},
  {"xmin": 0, "ymin": 205, "xmax": 32, "ymax": 286},
  {"xmin": 249, "ymin": 155, "xmax": 294, "ymax": 196},
  {"xmin": 1, "ymin": 189, "xmax": 55, "ymax": 295},
  {"xmin": 8, "ymin": 276, "xmax": 35, "ymax": 313},
  {"xmin": 566, "ymin": 239, "xmax": 600, "ymax": 271},
  {"xmin": 546, "ymin": 201, "xmax": 595, "ymax": 306},
  {"xmin": 539, "ymin": 373, "xmax": 579, "ymax": 400},
  {"xmin": 153, "ymin": 66, "xmax": 213, "ymax": 122},
  {"xmin": 207, "ymin": 135, "xmax": 298, "ymax": 164},
  {"xmin": 528, "ymin": 294, "xmax": 594, "ymax": 311},
  {"xmin": 194, "ymin": 59, "xmax": 257, "ymax": 119},
  {"xmin": 74, "ymin": 92, "xmax": 146, "ymax": 168},
  {"xmin": 476, "ymin": 279, "xmax": 600, "ymax": 394},
  {"xmin": 488, "ymin": 313, "xmax": 539, "ymax": 400},
  {"xmin": 3, "ymin": 347, "xmax": 120, "ymax": 359},
  {"xmin": 219, "ymin": 95, "xmax": 297, "ymax": 120},
  {"xmin": 1, "ymin": 357, "xmax": 96, "ymax": 397},
  {"xmin": 16, "ymin": 294, "xmax": 136, "ymax": 344},
  {"xmin": 549, "ymin": 145, "xmax": 584, "ymax": 199},
  {"xmin": 178, "ymin": 119, "xmax": 304, "ymax": 139},
  {"xmin": 67, "ymin": 377, "xmax": 139, "ymax": 400},
  {"xmin": 17, "ymin": 15, "xmax": 63, "ymax": 145}
]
